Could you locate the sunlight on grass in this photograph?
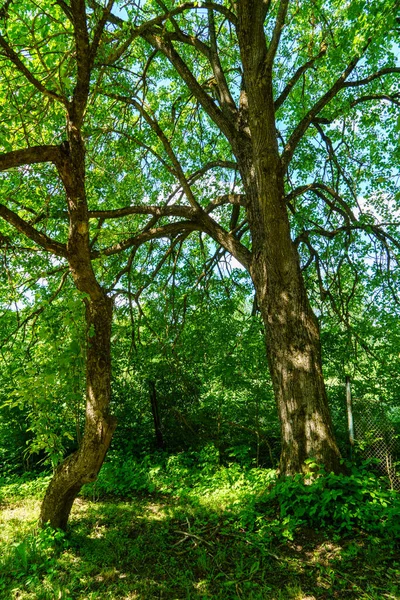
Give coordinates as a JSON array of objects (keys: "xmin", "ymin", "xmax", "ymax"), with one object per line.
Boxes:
[
  {"xmin": 0, "ymin": 498, "xmax": 41, "ymax": 546},
  {"xmin": 1, "ymin": 462, "xmax": 399, "ymax": 600}
]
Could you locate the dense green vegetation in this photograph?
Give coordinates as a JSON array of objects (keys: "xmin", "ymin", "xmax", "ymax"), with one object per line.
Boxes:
[
  {"xmin": 1, "ymin": 455, "xmax": 400, "ymax": 599},
  {"xmin": 1, "ymin": 269, "xmax": 400, "ymax": 597},
  {"xmin": 1, "ymin": 0, "xmax": 400, "ymax": 597}
]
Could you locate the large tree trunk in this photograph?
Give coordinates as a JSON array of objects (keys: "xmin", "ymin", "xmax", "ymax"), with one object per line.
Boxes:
[
  {"xmin": 235, "ymin": 1, "xmax": 342, "ymax": 475},
  {"xmin": 39, "ymin": 295, "xmax": 116, "ymax": 529},
  {"xmin": 246, "ymin": 165, "xmax": 342, "ymax": 475},
  {"xmin": 250, "ymin": 224, "xmax": 342, "ymax": 475}
]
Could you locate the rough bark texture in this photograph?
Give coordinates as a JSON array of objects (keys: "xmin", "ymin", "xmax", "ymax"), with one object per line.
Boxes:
[
  {"xmin": 142, "ymin": 0, "xmax": 344, "ymax": 474},
  {"xmin": 253, "ymin": 245, "xmax": 342, "ymax": 475},
  {"xmin": 39, "ymin": 296, "xmax": 116, "ymax": 529},
  {"xmin": 39, "ymin": 110, "xmax": 117, "ymax": 528},
  {"xmin": 234, "ymin": 1, "xmax": 342, "ymax": 474},
  {"xmin": 240, "ymin": 154, "xmax": 342, "ymax": 474}
]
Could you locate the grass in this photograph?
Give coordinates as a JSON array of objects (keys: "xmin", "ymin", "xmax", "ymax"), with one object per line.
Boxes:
[{"xmin": 0, "ymin": 454, "xmax": 399, "ymax": 600}]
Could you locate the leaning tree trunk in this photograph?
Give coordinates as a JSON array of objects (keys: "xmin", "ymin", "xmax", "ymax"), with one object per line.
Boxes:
[
  {"xmin": 233, "ymin": 137, "xmax": 342, "ymax": 475},
  {"xmin": 40, "ymin": 294, "xmax": 116, "ymax": 529},
  {"xmin": 40, "ymin": 114, "xmax": 117, "ymax": 529},
  {"xmin": 235, "ymin": 144, "xmax": 343, "ymax": 473},
  {"xmin": 242, "ymin": 133, "xmax": 342, "ymax": 475}
]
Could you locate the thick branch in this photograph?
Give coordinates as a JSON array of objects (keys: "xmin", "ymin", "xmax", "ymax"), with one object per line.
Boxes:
[
  {"xmin": 142, "ymin": 32, "xmax": 236, "ymax": 141},
  {"xmin": 94, "ymin": 209, "xmax": 252, "ymax": 269},
  {"xmin": 90, "ymin": 0, "xmax": 115, "ymax": 64},
  {"xmin": 265, "ymin": 0, "xmax": 290, "ymax": 68},
  {"xmin": 0, "ymin": 145, "xmax": 61, "ymax": 171},
  {"xmin": 0, "ymin": 204, "xmax": 68, "ymax": 257},
  {"xmin": 207, "ymin": 8, "xmax": 237, "ymax": 118},
  {"xmin": 89, "ymin": 192, "xmax": 245, "ymax": 221},
  {"xmin": 196, "ymin": 211, "xmax": 251, "ymax": 269},
  {"xmin": 89, "ymin": 204, "xmax": 195, "ymax": 220},
  {"xmin": 205, "ymin": 193, "xmax": 247, "ymax": 212},
  {"xmin": 70, "ymin": 0, "xmax": 91, "ymax": 123},
  {"xmin": 275, "ymin": 43, "xmax": 328, "ymax": 110}
]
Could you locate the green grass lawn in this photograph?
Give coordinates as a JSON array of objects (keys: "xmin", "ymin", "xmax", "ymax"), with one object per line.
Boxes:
[{"xmin": 1, "ymin": 457, "xmax": 399, "ymax": 599}]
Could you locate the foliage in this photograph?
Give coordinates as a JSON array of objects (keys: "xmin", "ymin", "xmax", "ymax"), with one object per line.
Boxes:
[
  {"xmin": 0, "ymin": 296, "xmax": 86, "ymax": 471},
  {"xmin": 1, "ymin": 460, "xmax": 399, "ymax": 599},
  {"xmin": 82, "ymin": 444, "xmax": 275, "ymax": 500},
  {"xmin": 0, "ymin": 0, "xmax": 399, "ymax": 538},
  {"xmin": 261, "ymin": 462, "xmax": 400, "ymax": 544},
  {"xmin": 0, "ymin": 260, "xmax": 280, "ymax": 471},
  {"xmin": 3, "ymin": 526, "xmax": 68, "ymax": 589},
  {"xmin": 82, "ymin": 447, "xmax": 400, "ymax": 548}
]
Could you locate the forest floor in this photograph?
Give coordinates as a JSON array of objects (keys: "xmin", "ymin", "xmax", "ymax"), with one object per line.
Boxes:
[{"xmin": 0, "ymin": 460, "xmax": 399, "ymax": 600}]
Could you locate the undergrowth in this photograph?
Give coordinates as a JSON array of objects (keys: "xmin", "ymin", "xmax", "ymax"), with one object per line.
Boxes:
[
  {"xmin": 1, "ymin": 447, "xmax": 399, "ymax": 599},
  {"xmin": 83, "ymin": 448, "xmax": 400, "ymax": 546}
]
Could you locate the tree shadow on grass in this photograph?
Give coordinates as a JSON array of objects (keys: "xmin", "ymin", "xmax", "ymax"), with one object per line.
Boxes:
[{"xmin": 1, "ymin": 491, "xmax": 399, "ymax": 600}]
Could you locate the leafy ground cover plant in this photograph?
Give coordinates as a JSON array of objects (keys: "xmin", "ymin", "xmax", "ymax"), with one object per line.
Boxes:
[
  {"xmin": 255, "ymin": 462, "xmax": 400, "ymax": 546},
  {"xmin": 2, "ymin": 449, "xmax": 398, "ymax": 599}
]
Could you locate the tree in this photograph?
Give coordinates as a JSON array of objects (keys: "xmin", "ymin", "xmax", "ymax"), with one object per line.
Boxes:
[
  {"xmin": 1, "ymin": 0, "xmax": 399, "ymax": 529},
  {"xmin": 104, "ymin": 0, "xmax": 399, "ymax": 474},
  {"xmin": 0, "ymin": 0, "xmax": 206, "ymax": 528}
]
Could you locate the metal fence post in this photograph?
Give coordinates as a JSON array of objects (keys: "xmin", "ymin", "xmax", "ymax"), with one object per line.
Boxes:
[{"xmin": 346, "ymin": 375, "xmax": 355, "ymax": 458}]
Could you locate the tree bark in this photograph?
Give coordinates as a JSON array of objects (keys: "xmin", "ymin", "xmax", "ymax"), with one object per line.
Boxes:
[
  {"xmin": 251, "ymin": 240, "xmax": 342, "ymax": 475},
  {"xmin": 237, "ymin": 144, "xmax": 342, "ymax": 474},
  {"xmin": 40, "ymin": 115, "xmax": 117, "ymax": 529},
  {"xmin": 235, "ymin": 1, "xmax": 342, "ymax": 475},
  {"xmin": 39, "ymin": 294, "xmax": 116, "ymax": 529}
]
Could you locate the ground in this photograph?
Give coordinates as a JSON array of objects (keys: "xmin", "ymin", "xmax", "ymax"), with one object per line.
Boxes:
[{"xmin": 0, "ymin": 467, "xmax": 399, "ymax": 600}]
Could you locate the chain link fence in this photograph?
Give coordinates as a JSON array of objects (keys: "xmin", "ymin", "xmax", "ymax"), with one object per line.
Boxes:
[{"xmin": 353, "ymin": 402, "xmax": 400, "ymax": 491}]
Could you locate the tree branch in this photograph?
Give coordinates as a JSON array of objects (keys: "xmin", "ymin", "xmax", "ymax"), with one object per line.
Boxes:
[
  {"xmin": 281, "ymin": 52, "xmax": 363, "ymax": 169},
  {"xmin": 205, "ymin": 193, "xmax": 246, "ymax": 212},
  {"xmin": 349, "ymin": 93, "xmax": 400, "ymax": 109},
  {"xmin": 275, "ymin": 42, "xmax": 328, "ymax": 110},
  {"xmin": 70, "ymin": 0, "xmax": 91, "ymax": 124},
  {"xmin": 207, "ymin": 8, "xmax": 238, "ymax": 118},
  {"xmin": 187, "ymin": 159, "xmax": 237, "ymax": 186},
  {"xmin": 0, "ymin": 145, "xmax": 62, "ymax": 171},
  {"xmin": 0, "ymin": 204, "xmax": 68, "ymax": 257},
  {"xmin": 142, "ymin": 31, "xmax": 236, "ymax": 141},
  {"xmin": 265, "ymin": 0, "xmax": 290, "ymax": 68},
  {"xmin": 105, "ymin": 92, "xmax": 202, "ymax": 211},
  {"xmin": 287, "ymin": 182, "xmax": 360, "ymax": 233},
  {"xmin": 343, "ymin": 67, "xmax": 400, "ymax": 88},
  {"xmin": 97, "ymin": 221, "xmax": 201, "ymax": 256},
  {"xmin": 88, "ymin": 204, "xmax": 195, "ymax": 220},
  {"xmin": 0, "ymin": 34, "xmax": 66, "ymax": 103}
]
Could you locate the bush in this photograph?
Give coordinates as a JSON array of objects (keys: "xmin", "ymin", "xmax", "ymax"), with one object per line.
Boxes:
[{"xmin": 257, "ymin": 462, "xmax": 400, "ymax": 543}]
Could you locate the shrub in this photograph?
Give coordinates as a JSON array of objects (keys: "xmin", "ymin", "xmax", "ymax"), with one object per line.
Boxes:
[{"xmin": 257, "ymin": 462, "xmax": 400, "ymax": 543}]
